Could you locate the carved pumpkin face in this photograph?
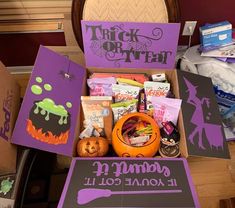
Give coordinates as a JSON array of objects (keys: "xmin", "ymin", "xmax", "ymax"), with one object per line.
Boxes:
[{"xmin": 77, "ymin": 137, "xmax": 109, "ymax": 157}]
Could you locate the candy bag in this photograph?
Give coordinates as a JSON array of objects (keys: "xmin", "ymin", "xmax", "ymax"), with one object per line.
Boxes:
[
  {"xmin": 151, "ymin": 97, "xmax": 182, "ymax": 127},
  {"xmin": 81, "ymin": 96, "xmax": 113, "ymax": 142},
  {"xmin": 116, "ymin": 78, "xmax": 144, "ymax": 88},
  {"xmin": 144, "ymin": 81, "xmax": 170, "ymax": 110},
  {"xmin": 112, "ymin": 84, "xmax": 140, "ymax": 103},
  {"xmin": 90, "ymin": 73, "xmax": 149, "ymax": 84},
  {"xmin": 111, "ymin": 99, "xmax": 138, "ymax": 123},
  {"xmin": 87, "ymin": 77, "xmax": 116, "ymax": 96}
]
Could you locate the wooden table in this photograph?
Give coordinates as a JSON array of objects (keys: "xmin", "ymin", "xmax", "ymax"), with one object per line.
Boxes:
[{"xmin": 188, "ymin": 142, "xmax": 235, "ymax": 208}]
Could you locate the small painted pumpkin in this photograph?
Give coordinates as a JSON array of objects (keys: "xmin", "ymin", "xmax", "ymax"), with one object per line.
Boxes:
[{"xmin": 77, "ymin": 137, "xmax": 109, "ymax": 157}]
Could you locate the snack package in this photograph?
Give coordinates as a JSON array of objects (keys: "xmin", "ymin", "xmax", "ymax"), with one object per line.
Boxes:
[
  {"xmin": 117, "ymin": 78, "xmax": 144, "ymax": 88},
  {"xmin": 144, "ymin": 81, "xmax": 170, "ymax": 111},
  {"xmin": 111, "ymin": 99, "xmax": 138, "ymax": 123},
  {"xmin": 87, "ymin": 77, "xmax": 116, "ymax": 96},
  {"xmin": 151, "ymin": 97, "xmax": 182, "ymax": 127},
  {"xmin": 81, "ymin": 96, "xmax": 113, "ymax": 142},
  {"xmin": 90, "ymin": 73, "xmax": 149, "ymax": 84},
  {"xmin": 151, "ymin": 73, "xmax": 166, "ymax": 82},
  {"xmin": 138, "ymin": 92, "xmax": 146, "ymax": 113},
  {"xmin": 112, "ymin": 84, "xmax": 140, "ymax": 103},
  {"xmin": 79, "ymin": 123, "xmax": 100, "ymax": 139}
]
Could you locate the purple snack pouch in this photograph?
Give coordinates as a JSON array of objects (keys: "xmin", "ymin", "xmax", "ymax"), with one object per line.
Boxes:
[
  {"xmin": 151, "ymin": 97, "xmax": 182, "ymax": 128},
  {"xmin": 87, "ymin": 77, "xmax": 116, "ymax": 96}
]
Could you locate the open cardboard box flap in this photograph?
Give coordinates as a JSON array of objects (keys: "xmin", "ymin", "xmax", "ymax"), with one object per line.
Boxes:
[
  {"xmin": 79, "ymin": 20, "xmax": 230, "ymax": 159},
  {"xmin": 0, "ymin": 61, "xmax": 20, "ymax": 173},
  {"xmin": 58, "ymin": 157, "xmax": 200, "ymax": 208},
  {"xmin": 177, "ymin": 70, "xmax": 230, "ymax": 158},
  {"xmin": 84, "ymin": 67, "xmax": 230, "ymax": 159}
]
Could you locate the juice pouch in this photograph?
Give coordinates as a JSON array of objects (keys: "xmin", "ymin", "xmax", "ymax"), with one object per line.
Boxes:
[
  {"xmin": 81, "ymin": 96, "xmax": 113, "ymax": 142},
  {"xmin": 87, "ymin": 77, "xmax": 116, "ymax": 96},
  {"xmin": 151, "ymin": 97, "xmax": 182, "ymax": 128},
  {"xmin": 112, "ymin": 84, "xmax": 140, "ymax": 103}
]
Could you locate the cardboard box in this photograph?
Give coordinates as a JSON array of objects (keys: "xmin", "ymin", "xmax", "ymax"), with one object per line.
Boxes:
[
  {"xmin": 81, "ymin": 20, "xmax": 230, "ymax": 159},
  {"xmin": 0, "ymin": 198, "xmax": 15, "ymax": 207},
  {"xmin": 58, "ymin": 158, "xmax": 200, "ymax": 208},
  {"xmin": 11, "ymin": 21, "xmax": 230, "ymax": 159},
  {"xmin": 10, "ymin": 46, "xmax": 230, "ymax": 159},
  {"xmin": 85, "ymin": 67, "xmax": 230, "ymax": 159},
  {"xmin": 200, "ymin": 21, "xmax": 232, "ymax": 49},
  {"xmin": 0, "ymin": 61, "xmax": 20, "ymax": 174}
]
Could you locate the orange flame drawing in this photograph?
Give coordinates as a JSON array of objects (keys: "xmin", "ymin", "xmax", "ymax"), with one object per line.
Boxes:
[{"xmin": 26, "ymin": 119, "xmax": 69, "ymax": 145}]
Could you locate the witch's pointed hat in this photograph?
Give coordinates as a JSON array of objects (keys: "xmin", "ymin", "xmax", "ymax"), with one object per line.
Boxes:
[{"xmin": 183, "ymin": 77, "xmax": 198, "ymax": 93}]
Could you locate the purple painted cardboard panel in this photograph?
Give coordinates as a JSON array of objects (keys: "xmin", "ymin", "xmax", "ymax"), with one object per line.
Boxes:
[
  {"xmin": 58, "ymin": 158, "xmax": 200, "ymax": 208},
  {"xmin": 82, "ymin": 21, "xmax": 180, "ymax": 69},
  {"xmin": 11, "ymin": 46, "xmax": 86, "ymax": 156},
  {"xmin": 177, "ymin": 70, "xmax": 230, "ymax": 159}
]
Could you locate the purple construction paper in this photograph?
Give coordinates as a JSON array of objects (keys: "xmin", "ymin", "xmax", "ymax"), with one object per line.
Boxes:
[
  {"xmin": 182, "ymin": 159, "xmax": 201, "ymax": 208},
  {"xmin": 216, "ymin": 57, "xmax": 228, "ymax": 62},
  {"xmin": 58, "ymin": 159, "xmax": 77, "ymax": 208},
  {"xmin": 225, "ymin": 58, "xmax": 235, "ymax": 63},
  {"xmin": 216, "ymin": 57, "xmax": 235, "ymax": 63},
  {"xmin": 58, "ymin": 157, "xmax": 200, "ymax": 208},
  {"xmin": 177, "ymin": 70, "xmax": 230, "ymax": 159},
  {"xmin": 82, "ymin": 21, "xmax": 180, "ymax": 69},
  {"xmin": 11, "ymin": 46, "xmax": 86, "ymax": 156}
]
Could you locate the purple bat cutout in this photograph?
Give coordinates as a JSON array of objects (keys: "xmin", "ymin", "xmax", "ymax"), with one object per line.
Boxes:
[
  {"xmin": 183, "ymin": 77, "xmax": 224, "ymax": 150},
  {"xmin": 77, "ymin": 188, "xmax": 182, "ymax": 205}
]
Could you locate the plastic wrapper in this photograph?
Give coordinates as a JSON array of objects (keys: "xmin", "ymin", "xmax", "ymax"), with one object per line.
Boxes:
[
  {"xmin": 111, "ymin": 99, "xmax": 138, "ymax": 123},
  {"xmin": 87, "ymin": 77, "xmax": 116, "ymax": 96},
  {"xmin": 151, "ymin": 97, "xmax": 182, "ymax": 128}
]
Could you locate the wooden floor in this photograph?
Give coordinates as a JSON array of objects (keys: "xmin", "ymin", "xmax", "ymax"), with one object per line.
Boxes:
[{"xmin": 188, "ymin": 141, "xmax": 235, "ymax": 208}]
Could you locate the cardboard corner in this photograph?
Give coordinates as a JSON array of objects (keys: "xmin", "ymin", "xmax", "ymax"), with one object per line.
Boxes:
[{"xmin": 0, "ymin": 62, "xmax": 21, "ymax": 173}]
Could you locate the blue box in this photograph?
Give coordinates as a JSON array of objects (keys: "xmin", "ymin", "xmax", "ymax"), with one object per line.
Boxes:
[{"xmin": 200, "ymin": 21, "xmax": 232, "ymax": 50}]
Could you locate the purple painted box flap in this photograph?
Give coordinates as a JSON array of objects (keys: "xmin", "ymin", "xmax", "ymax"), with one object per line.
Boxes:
[
  {"xmin": 177, "ymin": 70, "xmax": 230, "ymax": 159},
  {"xmin": 82, "ymin": 21, "xmax": 180, "ymax": 69},
  {"xmin": 58, "ymin": 158, "xmax": 200, "ymax": 208},
  {"xmin": 11, "ymin": 46, "xmax": 86, "ymax": 156}
]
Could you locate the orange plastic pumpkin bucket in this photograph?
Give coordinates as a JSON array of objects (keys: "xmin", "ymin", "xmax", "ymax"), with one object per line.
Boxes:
[{"xmin": 112, "ymin": 112, "xmax": 160, "ymax": 157}]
